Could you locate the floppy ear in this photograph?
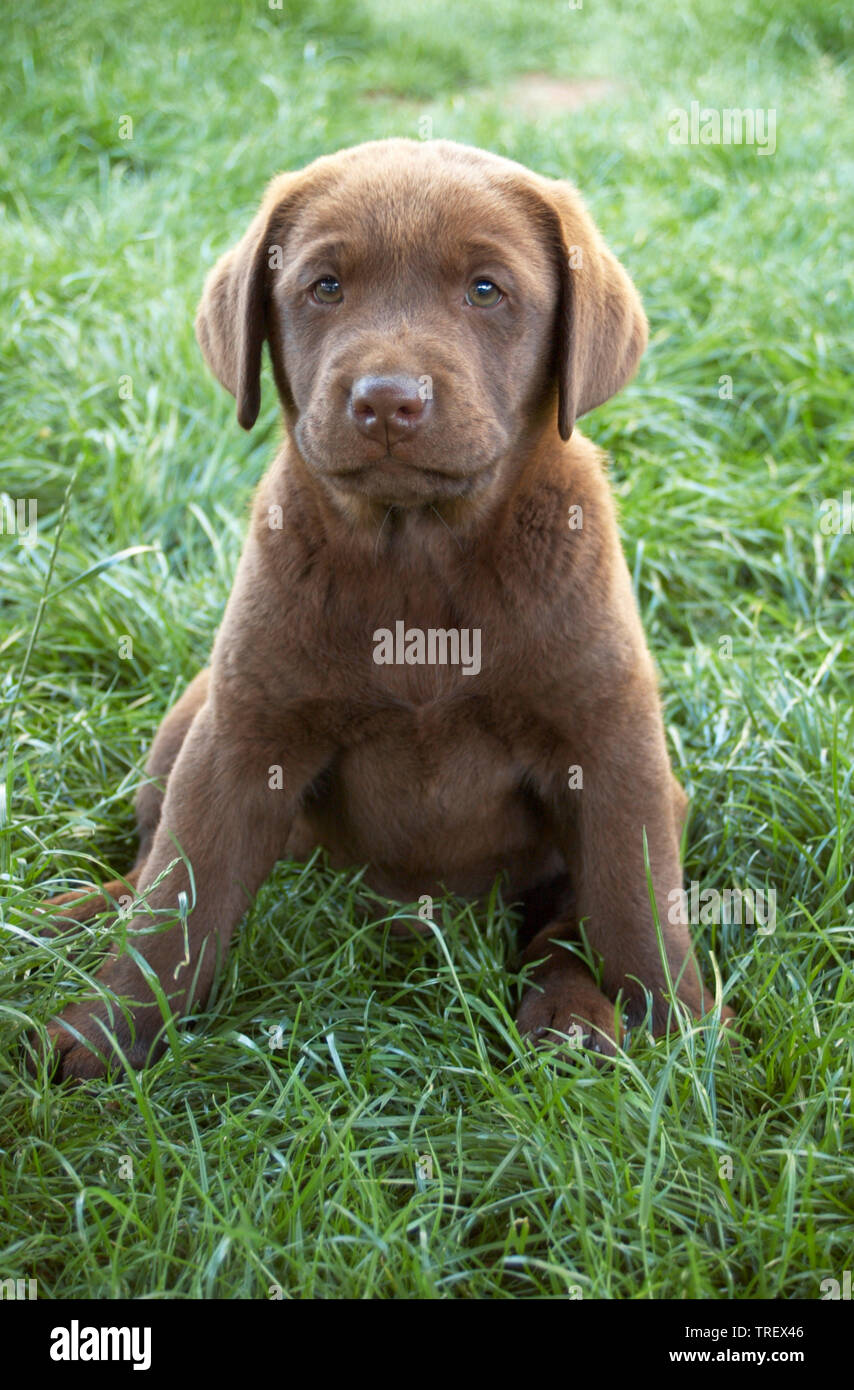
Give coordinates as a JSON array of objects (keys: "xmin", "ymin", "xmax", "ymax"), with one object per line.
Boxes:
[
  {"xmin": 194, "ymin": 174, "xmax": 296, "ymax": 431},
  {"xmin": 540, "ymin": 181, "xmax": 648, "ymax": 441}
]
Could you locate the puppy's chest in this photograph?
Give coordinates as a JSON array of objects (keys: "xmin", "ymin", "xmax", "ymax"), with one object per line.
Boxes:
[
  {"xmin": 330, "ymin": 694, "xmax": 523, "ymax": 825},
  {"xmin": 300, "ymin": 578, "xmax": 549, "ymax": 801},
  {"xmin": 367, "ymin": 629, "xmax": 483, "ymax": 704},
  {"xmin": 319, "ymin": 580, "xmax": 490, "ymax": 700}
]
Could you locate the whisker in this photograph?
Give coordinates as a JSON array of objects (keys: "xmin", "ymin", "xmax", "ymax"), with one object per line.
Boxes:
[
  {"xmin": 374, "ymin": 505, "xmax": 394, "ymax": 561},
  {"xmin": 430, "ymin": 504, "xmax": 463, "ymax": 550}
]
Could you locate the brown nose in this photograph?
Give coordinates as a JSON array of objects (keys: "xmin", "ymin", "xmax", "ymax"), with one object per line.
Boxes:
[{"xmin": 348, "ymin": 375, "xmax": 431, "ymax": 445}]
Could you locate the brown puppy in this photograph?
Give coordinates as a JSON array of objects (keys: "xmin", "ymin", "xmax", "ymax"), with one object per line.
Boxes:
[{"xmin": 40, "ymin": 138, "xmax": 732, "ymax": 1079}]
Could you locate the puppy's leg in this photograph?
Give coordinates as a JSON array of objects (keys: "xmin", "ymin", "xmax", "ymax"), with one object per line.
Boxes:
[
  {"xmin": 40, "ymin": 670, "xmax": 212, "ymax": 933},
  {"xmin": 577, "ymin": 707, "xmax": 730, "ymax": 1032},
  {"xmin": 43, "ymin": 702, "xmax": 328, "ymax": 1079},
  {"xmin": 521, "ymin": 689, "xmax": 732, "ymax": 1046},
  {"xmin": 40, "ymin": 870, "xmax": 145, "ymax": 932},
  {"xmin": 133, "ymin": 668, "xmax": 212, "ymax": 869}
]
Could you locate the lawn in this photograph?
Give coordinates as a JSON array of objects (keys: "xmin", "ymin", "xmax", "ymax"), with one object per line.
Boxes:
[{"xmin": 0, "ymin": 0, "xmax": 852, "ymax": 1300}]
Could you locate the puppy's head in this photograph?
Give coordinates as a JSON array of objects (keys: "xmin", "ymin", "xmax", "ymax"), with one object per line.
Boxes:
[{"xmin": 196, "ymin": 139, "xmax": 647, "ymax": 511}]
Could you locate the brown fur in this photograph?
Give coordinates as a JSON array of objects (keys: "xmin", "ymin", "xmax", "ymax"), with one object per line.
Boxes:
[{"xmin": 38, "ymin": 139, "xmax": 732, "ymax": 1078}]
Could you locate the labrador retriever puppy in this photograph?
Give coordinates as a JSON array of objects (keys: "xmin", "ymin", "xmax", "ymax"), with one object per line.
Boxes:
[{"xmin": 39, "ymin": 138, "xmax": 732, "ymax": 1079}]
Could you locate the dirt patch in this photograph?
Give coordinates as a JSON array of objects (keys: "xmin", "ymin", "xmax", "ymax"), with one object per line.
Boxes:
[
  {"xmin": 501, "ymin": 73, "xmax": 617, "ymax": 116},
  {"xmin": 358, "ymin": 72, "xmax": 618, "ymax": 119}
]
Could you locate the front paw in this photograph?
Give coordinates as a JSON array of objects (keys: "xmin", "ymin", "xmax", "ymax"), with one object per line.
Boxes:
[
  {"xmin": 39, "ymin": 1000, "xmax": 166, "ymax": 1081},
  {"xmin": 28, "ymin": 960, "xmax": 170, "ymax": 1081},
  {"xmin": 516, "ymin": 974, "xmax": 621, "ymax": 1059}
]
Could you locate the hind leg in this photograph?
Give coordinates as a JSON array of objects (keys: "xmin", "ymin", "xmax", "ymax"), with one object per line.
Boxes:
[
  {"xmin": 671, "ymin": 773, "xmax": 689, "ymax": 838},
  {"xmin": 41, "ymin": 669, "xmax": 211, "ymax": 928},
  {"xmin": 133, "ymin": 668, "xmax": 211, "ymax": 869}
]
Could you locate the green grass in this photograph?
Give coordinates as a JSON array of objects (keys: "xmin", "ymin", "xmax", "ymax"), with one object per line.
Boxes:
[{"xmin": 1, "ymin": 0, "xmax": 852, "ymax": 1299}]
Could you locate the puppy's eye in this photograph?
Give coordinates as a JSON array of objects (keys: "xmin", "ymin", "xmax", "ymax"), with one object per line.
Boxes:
[
  {"xmin": 313, "ymin": 276, "xmax": 343, "ymax": 304},
  {"xmin": 465, "ymin": 278, "xmax": 503, "ymax": 308}
]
